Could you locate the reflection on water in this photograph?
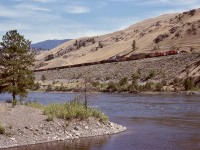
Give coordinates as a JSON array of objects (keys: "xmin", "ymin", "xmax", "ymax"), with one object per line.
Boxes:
[
  {"xmin": 131, "ymin": 113, "xmax": 200, "ymax": 130},
  {"xmin": 6, "ymin": 136, "xmax": 109, "ymax": 150},
  {"xmin": 0, "ymin": 93, "xmax": 200, "ymax": 150}
]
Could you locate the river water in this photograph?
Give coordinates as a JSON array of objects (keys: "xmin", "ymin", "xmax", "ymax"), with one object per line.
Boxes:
[{"xmin": 0, "ymin": 92, "xmax": 200, "ymax": 150}]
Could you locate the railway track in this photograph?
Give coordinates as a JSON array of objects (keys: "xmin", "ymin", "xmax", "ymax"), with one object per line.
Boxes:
[{"xmin": 34, "ymin": 50, "xmax": 179, "ymax": 72}]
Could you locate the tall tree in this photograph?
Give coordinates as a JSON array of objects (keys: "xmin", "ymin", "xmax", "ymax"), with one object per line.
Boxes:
[{"xmin": 0, "ymin": 30, "xmax": 35, "ymax": 104}]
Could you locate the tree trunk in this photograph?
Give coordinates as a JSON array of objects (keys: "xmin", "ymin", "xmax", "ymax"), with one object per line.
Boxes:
[
  {"xmin": 12, "ymin": 91, "xmax": 16, "ymax": 107},
  {"xmin": 84, "ymin": 82, "xmax": 87, "ymax": 109},
  {"xmin": 12, "ymin": 92, "xmax": 16, "ymax": 101},
  {"xmin": 12, "ymin": 77, "xmax": 16, "ymax": 107}
]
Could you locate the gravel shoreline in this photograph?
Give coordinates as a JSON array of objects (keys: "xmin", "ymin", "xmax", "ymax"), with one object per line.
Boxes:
[{"xmin": 0, "ymin": 103, "xmax": 126, "ymax": 149}]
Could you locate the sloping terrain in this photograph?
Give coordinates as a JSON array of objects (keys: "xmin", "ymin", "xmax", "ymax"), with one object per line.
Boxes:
[
  {"xmin": 179, "ymin": 58, "xmax": 200, "ymax": 83},
  {"xmin": 35, "ymin": 8, "xmax": 200, "ymax": 69},
  {"xmin": 31, "ymin": 39, "xmax": 71, "ymax": 51},
  {"xmin": 34, "ymin": 53, "xmax": 199, "ymax": 83}
]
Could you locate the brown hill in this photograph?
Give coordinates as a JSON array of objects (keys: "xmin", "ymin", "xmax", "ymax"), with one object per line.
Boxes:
[{"xmin": 35, "ymin": 8, "xmax": 200, "ymax": 69}]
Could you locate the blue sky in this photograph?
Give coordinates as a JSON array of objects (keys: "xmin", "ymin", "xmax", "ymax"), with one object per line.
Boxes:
[{"xmin": 0, "ymin": 0, "xmax": 200, "ymax": 43}]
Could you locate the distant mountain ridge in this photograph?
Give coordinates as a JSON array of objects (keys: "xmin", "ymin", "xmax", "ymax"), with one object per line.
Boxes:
[{"xmin": 31, "ymin": 39, "xmax": 72, "ymax": 50}]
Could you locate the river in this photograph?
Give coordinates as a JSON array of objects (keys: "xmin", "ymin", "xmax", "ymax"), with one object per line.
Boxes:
[{"xmin": 0, "ymin": 92, "xmax": 200, "ymax": 150}]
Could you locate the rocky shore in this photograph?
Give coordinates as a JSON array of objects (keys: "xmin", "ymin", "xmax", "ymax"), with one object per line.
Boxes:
[{"xmin": 0, "ymin": 103, "xmax": 126, "ymax": 149}]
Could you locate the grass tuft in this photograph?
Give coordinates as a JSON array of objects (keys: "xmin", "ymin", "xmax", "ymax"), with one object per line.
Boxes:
[
  {"xmin": 0, "ymin": 123, "xmax": 5, "ymax": 134},
  {"xmin": 46, "ymin": 115, "xmax": 54, "ymax": 122},
  {"xmin": 43, "ymin": 102, "xmax": 108, "ymax": 123},
  {"xmin": 25, "ymin": 101, "xmax": 108, "ymax": 123}
]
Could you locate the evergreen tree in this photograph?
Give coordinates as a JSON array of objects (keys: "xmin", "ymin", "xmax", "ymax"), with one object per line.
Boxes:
[
  {"xmin": 132, "ymin": 40, "xmax": 136, "ymax": 51},
  {"xmin": 41, "ymin": 74, "xmax": 46, "ymax": 83},
  {"xmin": 0, "ymin": 30, "xmax": 35, "ymax": 105},
  {"xmin": 98, "ymin": 41, "xmax": 103, "ymax": 48}
]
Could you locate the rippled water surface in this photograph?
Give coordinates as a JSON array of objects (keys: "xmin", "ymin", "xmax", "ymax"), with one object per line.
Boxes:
[{"xmin": 0, "ymin": 92, "xmax": 200, "ymax": 150}]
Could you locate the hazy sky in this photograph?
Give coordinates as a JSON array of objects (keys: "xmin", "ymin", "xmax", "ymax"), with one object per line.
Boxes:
[{"xmin": 0, "ymin": 0, "xmax": 200, "ymax": 43}]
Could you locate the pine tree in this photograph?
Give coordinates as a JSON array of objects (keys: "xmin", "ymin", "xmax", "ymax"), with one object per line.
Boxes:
[
  {"xmin": 132, "ymin": 40, "xmax": 136, "ymax": 51},
  {"xmin": 41, "ymin": 74, "xmax": 46, "ymax": 83},
  {"xmin": 98, "ymin": 41, "xmax": 103, "ymax": 48},
  {"xmin": 0, "ymin": 30, "xmax": 35, "ymax": 105}
]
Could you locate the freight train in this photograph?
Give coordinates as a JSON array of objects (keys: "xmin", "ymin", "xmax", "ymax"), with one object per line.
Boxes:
[{"xmin": 34, "ymin": 50, "xmax": 179, "ymax": 72}]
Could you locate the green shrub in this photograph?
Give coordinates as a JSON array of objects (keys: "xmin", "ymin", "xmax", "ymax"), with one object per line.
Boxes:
[
  {"xmin": 183, "ymin": 77, "xmax": 195, "ymax": 91},
  {"xmin": 91, "ymin": 109, "xmax": 108, "ymax": 122},
  {"xmin": 138, "ymin": 85, "xmax": 144, "ymax": 91},
  {"xmin": 149, "ymin": 70, "xmax": 156, "ymax": 78},
  {"xmin": 118, "ymin": 85, "xmax": 128, "ymax": 92},
  {"xmin": 57, "ymin": 85, "xmax": 66, "ymax": 91},
  {"xmin": 132, "ymin": 73, "xmax": 140, "ymax": 85},
  {"xmin": 91, "ymin": 81, "xmax": 100, "ymax": 87},
  {"xmin": 132, "ymin": 73, "xmax": 140, "ymax": 81},
  {"xmin": 143, "ymin": 82, "xmax": 154, "ymax": 91},
  {"xmin": 43, "ymin": 102, "xmax": 108, "ymax": 123},
  {"xmin": 46, "ymin": 115, "xmax": 54, "ymax": 122},
  {"xmin": 46, "ymin": 84, "xmax": 52, "ymax": 91},
  {"xmin": 155, "ymin": 82, "xmax": 163, "ymax": 92},
  {"xmin": 161, "ymin": 79, "xmax": 167, "ymax": 86},
  {"xmin": 32, "ymin": 82, "xmax": 40, "ymax": 91},
  {"xmin": 128, "ymin": 84, "xmax": 139, "ymax": 92},
  {"xmin": 0, "ymin": 123, "xmax": 5, "ymax": 134},
  {"xmin": 146, "ymin": 70, "xmax": 156, "ymax": 80},
  {"xmin": 24, "ymin": 100, "xmax": 108, "ymax": 123},
  {"xmin": 107, "ymin": 81, "xmax": 118, "ymax": 92},
  {"xmin": 119, "ymin": 77, "xmax": 128, "ymax": 86},
  {"xmin": 59, "ymin": 86, "xmax": 68, "ymax": 91}
]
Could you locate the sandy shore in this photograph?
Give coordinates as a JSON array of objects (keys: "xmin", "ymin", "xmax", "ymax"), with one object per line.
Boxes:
[{"xmin": 0, "ymin": 103, "xmax": 126, "ymax": 149}]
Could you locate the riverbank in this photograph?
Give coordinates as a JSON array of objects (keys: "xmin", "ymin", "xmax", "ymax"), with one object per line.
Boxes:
[
  {"xmin": 29, "ymin": 90, "xmax": 200, "ymax": 96},
  {"xmin": 138, "ymin": 91, "xmax": 200, "ymax": 95},
  {"xmin": 32, "ymin": 53, "xmax": 200, "ymax": 96},
  {"xmin": 0, "ymin": 103, "xmax": 126, "ymax": 149}
]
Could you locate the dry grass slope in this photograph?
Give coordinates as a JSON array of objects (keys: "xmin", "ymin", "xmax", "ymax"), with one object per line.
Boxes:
[{"xmin": 35, "ymin": 8, "xmax": 200, "ymax": 69}]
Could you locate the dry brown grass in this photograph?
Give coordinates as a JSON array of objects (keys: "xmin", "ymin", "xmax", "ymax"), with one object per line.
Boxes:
[{"xmin": 35, "ymin": 8, "xmax": 200, "ymax": 70}]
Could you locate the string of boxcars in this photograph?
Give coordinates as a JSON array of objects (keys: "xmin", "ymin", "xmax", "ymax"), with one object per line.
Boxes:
[{"xmin": 34, "ymin": 50, "xmax": 179, "ymax": 72}]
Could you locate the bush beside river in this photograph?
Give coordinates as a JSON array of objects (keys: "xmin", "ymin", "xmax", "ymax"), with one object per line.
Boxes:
[{"xmin": 0, "ymin": 102, "xmax": 126, "ymax": 149}]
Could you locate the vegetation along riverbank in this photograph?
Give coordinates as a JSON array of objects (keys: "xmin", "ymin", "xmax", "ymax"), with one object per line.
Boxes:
[
  {"xmin": 0, "ymin": 102, "xmax": 126, "ymax": 149},
  {"xmin": 34, "ymin": 53, "xmax": 200, "ymax": 94}
]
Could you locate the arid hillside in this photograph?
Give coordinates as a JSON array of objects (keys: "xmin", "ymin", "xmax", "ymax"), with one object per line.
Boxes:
[
  {"xmin": 35, "ymin": 8, "xmax": 200, "ymax": 69},
  {"xmin": 34, "ymin": 53, "xmax": 200, "ymax": 92}
]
